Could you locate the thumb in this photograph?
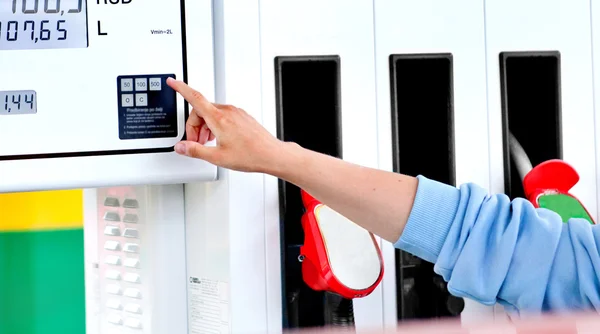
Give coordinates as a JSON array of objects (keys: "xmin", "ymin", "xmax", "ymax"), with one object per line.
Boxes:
[{"xmin": 175, "ymin": 141, "xmax": 217, "ymax": 161}]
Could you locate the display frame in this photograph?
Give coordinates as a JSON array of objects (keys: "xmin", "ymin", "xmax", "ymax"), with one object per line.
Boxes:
[
  {"xmin": 0, "ymin": 0, "xmax": 90, "ymax": 51},
  {"xmin": 0, "ymin": 0, "xmax": 191, "ymax": 162}
]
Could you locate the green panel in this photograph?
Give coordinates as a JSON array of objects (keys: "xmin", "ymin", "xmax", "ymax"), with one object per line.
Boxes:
[
  {"xmin": 0, "ymin": 228, "xmax": 86, "ymax": 334},
  {"xmin": 538, "ymin": 193, "xmax": 594, "ymax": 225}
]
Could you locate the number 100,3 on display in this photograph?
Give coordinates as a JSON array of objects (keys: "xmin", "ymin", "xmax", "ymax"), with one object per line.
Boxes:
[
  {"xmin": 1, "ymin": 1, "xmax": 88, "ymax": 50},
  {"xmin": 0, "ymin": 90, "xmax": 37, "ymax": 115}
]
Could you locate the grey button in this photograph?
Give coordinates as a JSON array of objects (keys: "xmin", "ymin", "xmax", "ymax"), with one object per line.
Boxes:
[
  {"xmin": 124, "ymin": 258, "xmax": 140, "ymax": 269},
  {"xmin": 135, "ymin": 78, "xmax": 148, "ymax": 91},
  {"xmin": 104, "ymin": 240, "xmax": 120, "ymax": 251},
  {"xmin": 123, "ymin": 199, "xmax": 139, "ymax": 208},
  {"xmin": 121, "ymin": 78, "xmax": 133, "ymax": 92},
  {"xmin": 123, "ymin": 213, "xmax": 139, "ymax": 224},
  {"xmin": 103, "ymin": 211, "xmax": 120, "ymax": 222},
  {"xmin": 104, "ymin": 226, "xmax": 121, "ymax": 236},
  {"xmin": 136, "ymin": 93, "xmax": 148, "ymax": 107},
  {"xmin": 124, "ymin": 243, "xmax": 139, "ymax": 253},
  {"xmin": 149, "ymin": 77, "xmax": 162, "ymax": 91},
  {"xmin": 125, "ymin": 303, "xmax": 142, "ymax": 314},
  {"xmin": 124, "ymin": 288, "xmax": 142, "ymax": 299},
  {"xmin": 122, "ymin": 94, "xmax": 134, "ymax": 107},
  {"xmin": 123, "ymin": 228, "xmax": 139, "ymax": 239},
  {"xmin": 104, "ymin": 197, "xmax": 120, "ymax": 207}
]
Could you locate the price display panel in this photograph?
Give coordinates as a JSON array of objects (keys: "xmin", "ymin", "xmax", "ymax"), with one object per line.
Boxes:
[{"xmin": 0, "ymin": 0, "xmax": 188, "ymax": 159}]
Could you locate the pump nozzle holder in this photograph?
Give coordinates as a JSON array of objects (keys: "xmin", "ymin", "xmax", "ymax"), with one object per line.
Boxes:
[
  {"xmin": 523, "ymin": 159, "xmax": 595, "ymax": 225},
  {"xmin": 298, "ymin": 190, "xmax": 384, "ymax": 299}
]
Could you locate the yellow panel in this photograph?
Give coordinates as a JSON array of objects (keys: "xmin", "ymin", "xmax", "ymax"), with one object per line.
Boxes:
[{"xmin": 0, "ymin": 190, "xmax": 83, "ymax": 232}]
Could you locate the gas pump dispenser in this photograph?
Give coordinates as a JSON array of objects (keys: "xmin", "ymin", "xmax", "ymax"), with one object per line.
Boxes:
[
  {"xmin": 0, "ymin": 1, "xmax": 227, "ymax": 333},
  {"xmin": 508, "ymin": 132, "xmax": 595, "ymax": 225}
]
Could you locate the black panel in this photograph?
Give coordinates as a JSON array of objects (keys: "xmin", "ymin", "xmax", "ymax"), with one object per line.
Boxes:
[
  {"xmin": 389, "ymin": 53, "xmax": 463, "ymax": 320},
  {"xmin": 500, "ymin": 51, "xmax": 562, "ymax": 199},
  {"xmin": 274, "ymin": 55, "xmax": 343, "ymax": 329}
]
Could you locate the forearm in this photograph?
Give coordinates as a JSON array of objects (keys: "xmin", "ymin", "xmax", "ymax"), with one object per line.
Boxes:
[{"xmin": 267, "ymin": 142, "xmax": 418, "ymax": 243}]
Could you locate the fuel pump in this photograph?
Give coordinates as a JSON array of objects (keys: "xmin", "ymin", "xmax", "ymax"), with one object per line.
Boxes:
[
  {"xmin": 298, "ymin": 189, "xmax": 385, "ymax": 328},
  {"xmin": 508, "ymin": 132, "xmax": 595, "ymax": 225}
]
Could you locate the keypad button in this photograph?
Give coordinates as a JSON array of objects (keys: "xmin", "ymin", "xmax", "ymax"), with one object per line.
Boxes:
[
  {"xmin": 121, "ymin": 78, "xmax": 133, "ymax": 92},
  {"xmin": 149, "ymin": 77, "xmax": 162, "ymax": 91},
  {"xmin": 123, "ymin": 199, "xmax": 139, "ymax": 208},
  {"xmin": 136, "ymin": 93, "xmax": 148, "ymax": 107},
  {"xmin": 124, "ymin": 258, "xmax": 140, "ymax": 269},
  {"xmin": 122, "ymin": 94, "xmax": 134, "ymax": 107},
  {"xmin": 106, "ymin": 284, "xmax": 122, "ymax": 295},
  {"xmin": 105, "ymin": 270, "xmax": 121, "ymax": 280},
  {"xmin": 123, "ymin": 228, "xmax": 139, "ymax": 238},
  {"xmin": 123, "ymin": 213, "xmax": 138, "ymax": 224},
  {"xmin": 104, "ymin": 226, "xmax": 120, "ymax": 236},
  {"xmin": 124, "ymin": 243, "xmax": 139, "ymax": 253},
  {"xmin": 135, "ymin": 78, "xmax": 148, "ymax": 91},
  {"xmin": 106, "ymin": 299, "xmax": 122, "ymax": 310},
  {"xmin": 125, "ymin": 318, "xmax": 142, "ymax": 329},
  {"xmin": 104, "ymin": 240, "xmax": 120, "ymax": 251},
  {"xmin": 124, "ymin": 273, "xmax": 141, "ymax": 283},
  {"xmin": 104, "ymin": 197, "xmax": 120, "ymax": 207},
  {"xmin": 108, "ymin": 314, "xmax": 123, "ymax": 325},
  {"xmin": 124, "ymin": 288, "xmax": 142, "ymax": 299},
  {"xmin": 104, "ymin": 211, "xmax": 121, "ymax": 222},
  {"xmin": 125, "ymin": 303, "xmax": 142, "ymax": 314},
  {"xmin": 105, "ymin": 255, "xmax": 121, "ymax": 266}
]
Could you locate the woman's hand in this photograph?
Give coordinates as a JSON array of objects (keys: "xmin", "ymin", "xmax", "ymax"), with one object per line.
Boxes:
[
  {"xmin": 167, "ymin": 78, "xmax": 288, "ymax": 173},
  {"xmin": 167, "ymin": 78, "xmax": 417, "ymax": 243}
]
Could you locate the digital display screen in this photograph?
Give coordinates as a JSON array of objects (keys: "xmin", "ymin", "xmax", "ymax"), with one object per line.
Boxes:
[
  {"xmin": 0, "ymin": 90, "xmax": 37, "ymax": 115},
  {"xmin": 0, "ymin": 0, "xmax": 88, "ymax": 51}
]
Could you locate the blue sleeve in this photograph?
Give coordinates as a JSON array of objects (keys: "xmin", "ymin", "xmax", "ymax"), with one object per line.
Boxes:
[{"xmin": 394, "ymin": 175, "xmax": 600, "ymax": 315}]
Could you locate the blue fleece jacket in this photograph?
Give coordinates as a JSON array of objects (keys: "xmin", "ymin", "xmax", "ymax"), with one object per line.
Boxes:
[{"xmin": 394, "ymin": 175, "xmax": 600, "ymax": 316}]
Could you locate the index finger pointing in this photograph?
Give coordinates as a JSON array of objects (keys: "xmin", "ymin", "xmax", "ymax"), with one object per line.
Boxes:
[{"xmin": 167, "ymin": 78, "xmax": 216, "ymax": 118}]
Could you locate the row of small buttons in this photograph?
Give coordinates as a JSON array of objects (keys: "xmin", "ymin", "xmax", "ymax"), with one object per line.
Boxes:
[
  {"xmin": 105, "ymin": 255, "xmax": 140, "ymax": 268},
  {"xmin": 104, "ymin": 197, "xmax": 139, "ymax": 208},
  {"xmin": 104, "ymin": 225, "xmax": 139, "ymax": 238},
  {"xmin": 121, "ymin": 77, "xmax": 162, "ymax": 92},
  {"xmin": 107, "ymin": 314, "xmax": 143, "ymax": 329},
  {"xmin": 121, "ymin": 93, "xmax": 148, "ymax": 108},
  {"xmin": 106, "ymin": 284, "xmax": 142, "ymax": 298},
  {"xmin": 106, "ymin": 270, "xmax": 141, "ymax": 283},
  {"xmin": 107, "ymin": 300, "xmax": 142, "ymax": 314},
  {"xmin": 105, "ymin": 240, "xmax": 139, "ymax": 253},
  {"xmin": 104, "ymin": 211, "xmax": 139, "ymax": 224}
]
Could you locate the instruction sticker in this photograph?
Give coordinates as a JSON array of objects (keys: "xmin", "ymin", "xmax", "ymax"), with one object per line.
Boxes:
[
  {"xmin": 117, "ymin": 74, "xmax": 178, "ymax": 140},
  {"xmin": 188, "ymin": 276, "xmax": 230, "ymax": 334}
]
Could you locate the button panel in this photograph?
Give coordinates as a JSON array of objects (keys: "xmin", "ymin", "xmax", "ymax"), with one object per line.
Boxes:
[
  {"xmin": 116, "ymin": 73, "xmax": 178, "ymax": 140},
  {"xmin": 96, "ymin": 188, "xmax": 145, "ymax": 332}
]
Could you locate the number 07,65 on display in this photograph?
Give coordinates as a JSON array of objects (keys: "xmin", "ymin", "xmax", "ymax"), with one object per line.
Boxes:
[{"xmin": 0, "ymin": 0, "xmax": 88, "ymax": 51}]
